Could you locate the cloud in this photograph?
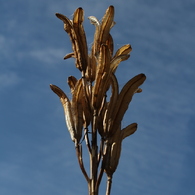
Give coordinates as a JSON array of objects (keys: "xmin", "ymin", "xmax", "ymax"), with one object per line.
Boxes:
[
  {"xmin": 27, "ymin": 47, "xmax": 66, "ymax": 65},
  {"xmin": 0, "ymin": 72, "xmax": 21, "ymax": 90}
]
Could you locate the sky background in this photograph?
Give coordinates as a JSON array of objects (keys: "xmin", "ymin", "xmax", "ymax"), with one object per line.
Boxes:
[{"xmin": 0, "ymin": 0, "xmax": 195, "ymax": 195}]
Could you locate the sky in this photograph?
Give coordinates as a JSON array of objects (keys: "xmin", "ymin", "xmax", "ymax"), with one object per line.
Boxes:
[{"xmin": 0, "ymin": 0, "xmax": 195, "ymax": 195}]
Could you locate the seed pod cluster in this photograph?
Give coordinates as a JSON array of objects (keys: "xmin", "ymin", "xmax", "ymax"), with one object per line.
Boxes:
[{"xmin": 50, "ymin": 5, "xmax": 146, "ymax": 192}]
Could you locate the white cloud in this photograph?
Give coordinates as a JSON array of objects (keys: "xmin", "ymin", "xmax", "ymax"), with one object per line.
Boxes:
[{"xmin": 27, "ymin": 48, "xmax": 66, "ymax": 64}]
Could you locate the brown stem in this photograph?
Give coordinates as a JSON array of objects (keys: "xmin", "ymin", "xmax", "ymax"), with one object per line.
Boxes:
[
  {"xmin": 95, "ymin": 138, "xmax": 105, "ymax": 191},
  {"xmin": 106, "ymin": 175, "xmax": 113, "ymax": 195},
  {"xmin": 89, "ymin": 109, "xmax": 98, "ymax": 195},
  {"xmin": 95, "ymin": 164, "xmax": 104, "ymax": 192},
  {"xmin": 75, "ymin": 143, "xmax": 90, "ymax": 182}
]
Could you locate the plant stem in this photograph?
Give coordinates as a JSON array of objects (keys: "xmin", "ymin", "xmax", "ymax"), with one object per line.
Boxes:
[
  {"xmin": 89, "ymin": 109, "xmax": 98, "ymax": 195},
  {"xmin": 75, "ymin": 143, "xmax": 89, "ymax": 182},
  {"xmin": 106, "ymin": 175, "xmax": 113, "ymax": 195}
]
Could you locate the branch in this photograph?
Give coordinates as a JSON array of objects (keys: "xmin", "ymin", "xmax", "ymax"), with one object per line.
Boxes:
[{"xmin": 75, "ymin": 143, "xmax": 90, "ymax": 182}]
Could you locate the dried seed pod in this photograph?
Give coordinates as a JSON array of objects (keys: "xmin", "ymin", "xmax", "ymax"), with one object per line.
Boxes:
[
  {"xmin": 110, "ymin": 44, "xmax": 132, "ymax": 73},
  {"xmin": 56, "ymin": 13, "xmax": 79, "ymax": 70},
  {"xmin": 89, "ymin": 12, "xmax": 115, "ymax": 57},
  {"xmin": 92, "ymin": 45, "xmax": 111, "ymax": 110},
  {"xmin": 121, "ymin": 123, "xmax": 137, "ymax": 139},
  {"xmin": 64, "ymin": 52, "xmax": 75, "ymax": 60},
  {"xmin": 50, "ymin": 84, "xmax": 76, "ymax": 142},
  {"xmin": 108, "ymin": 74, "xmax": 146, "ymax": 135},
  {"xmin": 109, "ymin": 141, "xmax": 121, "ymax": 173},
  {"xmin": 55, "ymin": 13, "xmax": 72, "ymax": 33},
  {"xmin": 103, "ymin": 73, "xmax": 119, "ymax": 137},
  {"xmin": 73, "ymin": 7, "xmax": 88, "ymax": 72},
  {"xmin": 98, "ymin": 6, "xmax": 115, "ymax": 51},
  {"xmin": 113, "ymin": 44, "xmax": 132, "ymax": 58},
  {"xmin": 104, "ymin": 126, "xmax": 122, "ymax": 176},
  {"xmin": 105, "ymin": 34, "xmax": 114, "ymax": 57},
  {"xmin": 80, "ymin": 81, "xmax": 92, "ymax": 128},
  {"xmin": 110, "ymin": 54, "xmax": 130, "ymax": 73},
  {"xmin": 67, "ymin": 76, "xmax": 78, "ymax": 94},
  {"xmin": 81, "ymin": 99, "xmax": 91, "ymax": 128},
  {"xmin": 96, "ymin": 114, "xmax": 104, "ymax": 137},
  {"xmin": 85, "ymin": 54, "xmax": 97, "ymax": 82},
  {"xmin": 104, "ymin": 123, "xmax": 137, "ymax": 175},
  {"xmin": 56, "ymin": 9, "xmax": 88, "ymax": 72},
  {"xmin": 71, "ymin": 79, "xmax": 84, "ymax": 142}
]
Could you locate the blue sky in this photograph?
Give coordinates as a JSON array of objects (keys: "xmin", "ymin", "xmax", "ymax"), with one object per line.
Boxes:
[{"xmin": 0, "ymin": 0, "xmax": 195, "ymax": 195}]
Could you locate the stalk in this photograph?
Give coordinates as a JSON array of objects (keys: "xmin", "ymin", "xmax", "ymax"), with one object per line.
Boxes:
[
  {"xmin": 106, "ymin": 175, "xmax": 113, "ymax": 195},
  {"xmin": 89, "ymin": 109, "xmax": 98, "ymax": 195}
]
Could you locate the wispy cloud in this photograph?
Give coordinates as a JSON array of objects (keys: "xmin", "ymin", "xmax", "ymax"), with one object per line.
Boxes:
[{"xmin": 0, "ymin": 72, "xmax": 21, "ymax": 90}]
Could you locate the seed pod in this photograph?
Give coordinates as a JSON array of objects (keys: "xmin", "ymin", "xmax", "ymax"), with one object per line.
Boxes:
[
  {"xmin": 56, "ymin": 10, "xmax": 88, "ymax": 72},
  {"xmin": 110, "ymin": 54, "xmax": 130, "ymax": 73},
  {"xmin": 85, "ymin": 54, "xmax": 97, "ymax": 82},
  {"xmin": 121, "ymin": 123, "xmax": 137, "ymax": 139},
  {"xmin": 113, "ymin": 44, "xmax": 132, "ymax": 58},
  {"xmin": 71, "ymin": 79, "xmax": 84, "ymax": 142},
  {"xmin": 104, "ymin": 126, "xmax": 122, "ymax": 175},
  {"xmin": 92, "ymin": 44, "xmax": 111, "ymax": 110},
  {"xmin": 105, "ymin": 34, "xmax": 114, "ymax": 57},
  {"xmin": 108, "ymin": 74, "xmax": 146, "ymax": 135},
  {"xmin": 104, "ymin": 123, "xmax": 137, "ymax": 175},
  {"xmin": 98, "ymin": 6, "xmax": 115, "ymax": 52},
  {"xmin": 80, "ymin": 80, "xmax": 92, "ymax": 128},
  {"xmin": 110, "ymin": 44, "xmax": 132, "ymax": 73},
  {"xmin": 55, "ymin": 13, "xmax": 72, "ymax": 33},
  {"xmin": 73, "ymin": 7, "xmax": 88, "ymax": 72},
  {"xmin": 67, "ymin": 76, "xmax": 78, "ymax": 95},
  {"xmin": 103, "ymin": 73, "xmax": 119, "ymax": 137},
  {"xmin": 64, "ymin": 52, "xmax": 75, "ymax": 60},
  {"xmin": 50, "ymin": 84, "xmax": 76, "ymax": 142}
]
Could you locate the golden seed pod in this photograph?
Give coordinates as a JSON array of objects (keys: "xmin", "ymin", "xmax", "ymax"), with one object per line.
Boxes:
[
  {"xmin": 72, "ymin": 8, "xmax": 88, "ymax": 72},
  {"xmin": 92, "ymin": 44, "xmax": 111, "ymax": 110},
  {"xmin": 67, "ymin": 76, "xmax": 78, "ymax": 95},
  {"xmin": 108, "ymin": 74, "xmax": 146, "ymax": 136},
  {"xmin": 71, "ymin": 79, "xmax": 84, "ymax": 142},
  {"xmin": 50, "ymin": 84, "xmax": 76, "ymax": 142},
  {"xmin": 104, "ymin": 123, "xmax": 137, "ymax": 175},
  {"xmin": 56, "ymin": 8, "xmax": 88, "ymax": 72},
  {"xmin": 98, "ymin": 6, "xmax": 115, "ymax": 52},
  {"xmin": 103, "ymin": 73, "xmax": 118, "ymax": 138}
]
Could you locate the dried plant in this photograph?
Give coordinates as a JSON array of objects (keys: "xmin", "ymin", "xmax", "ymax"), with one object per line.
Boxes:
[{"xmin": 50, "ymin": 5, "xmax": 146, "ymax": 195}]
